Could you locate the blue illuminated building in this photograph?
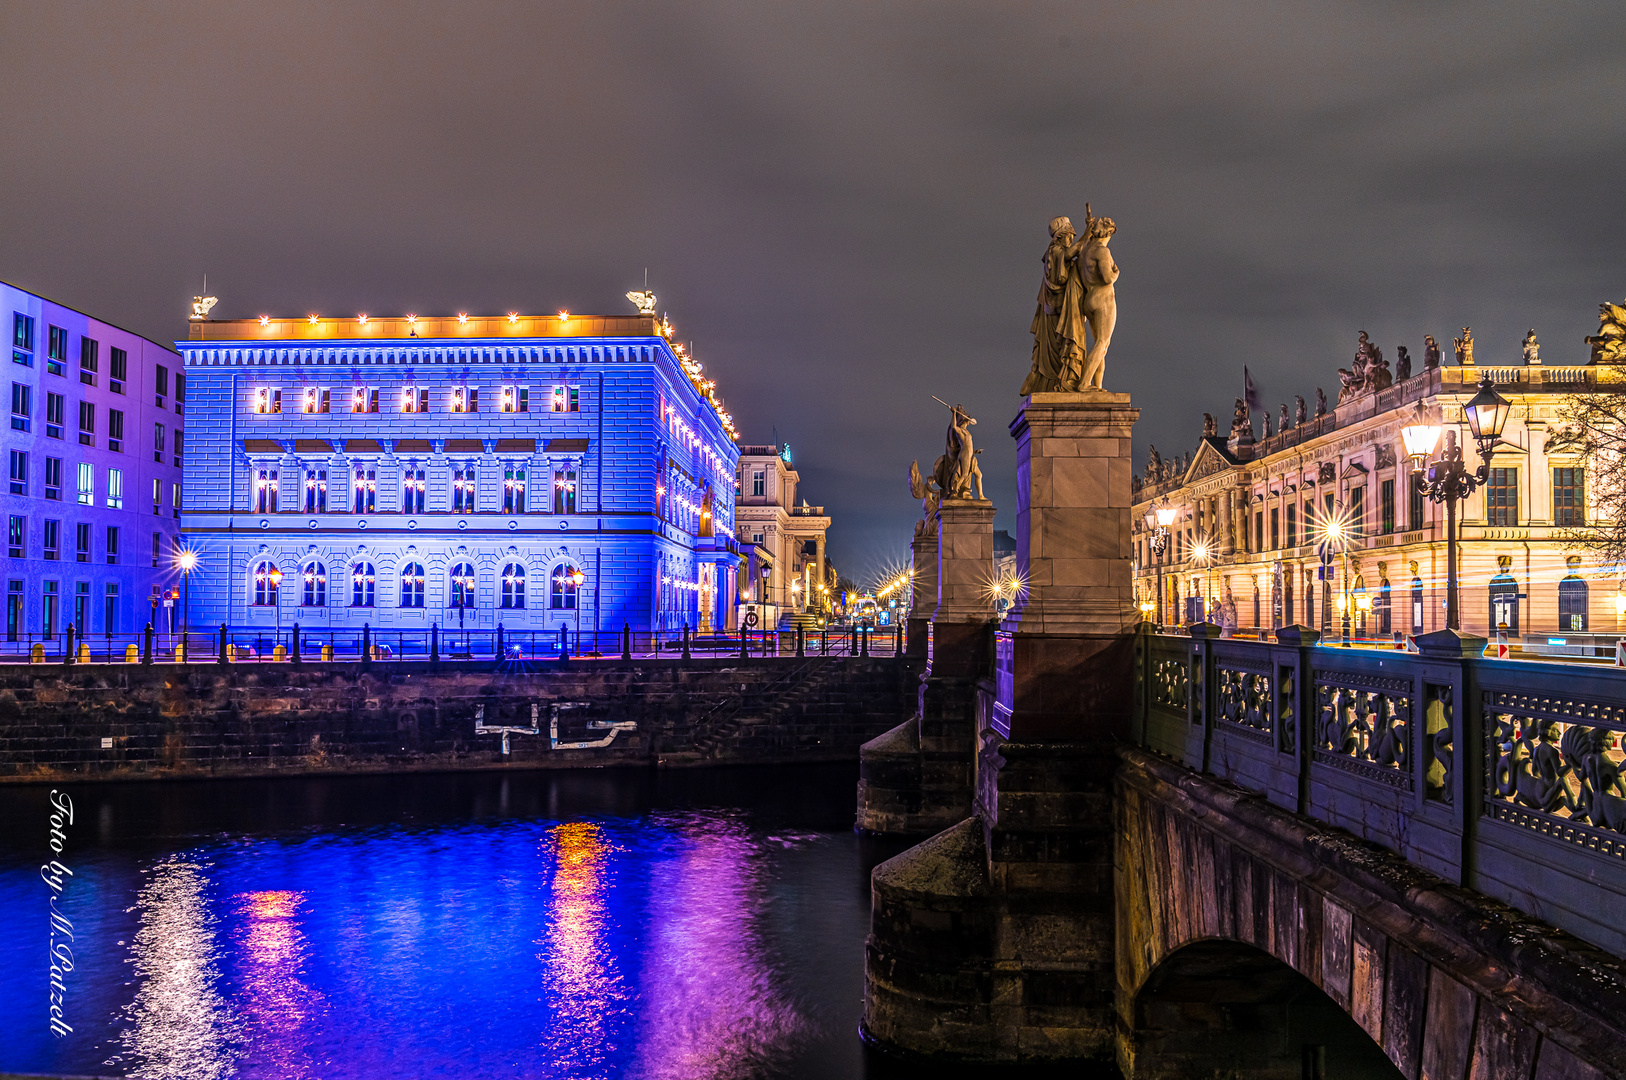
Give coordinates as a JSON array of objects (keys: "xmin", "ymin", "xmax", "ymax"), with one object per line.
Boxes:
[
  {"xmin": 176, "ymin": 308, "xmax": 741, "ymax": 643},
  {"xmin": 0, "ymin": 279, "xmax": 185, "ymax": 646}
]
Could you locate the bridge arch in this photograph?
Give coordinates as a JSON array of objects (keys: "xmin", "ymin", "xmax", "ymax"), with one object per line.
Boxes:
[{"xmin": 1129, "ymin": 939, "xmax": 1399, "ymax": 1079}]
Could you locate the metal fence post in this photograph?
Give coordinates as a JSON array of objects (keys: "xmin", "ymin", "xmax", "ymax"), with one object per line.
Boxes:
[
  {"xmin": 63, "ymin": 623, "xmax": 75, "ymax": 666},
  {"xmin": 142, "ymin": 622, "xmax": 153, "ymax": 665},
  {"xmin": 622, "ymin": 623, "xmax": 631, "ymax": 660},
  {"xmin": 217, "ymin": 624, "xmax": 228, "ymax": 665}
]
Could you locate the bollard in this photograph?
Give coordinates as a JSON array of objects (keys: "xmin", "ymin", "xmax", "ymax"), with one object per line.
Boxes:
[
  {"xmin": 740, "ymin": 626, "xmax": 749, "ymax": 659},
  {"xmin": 496, "ymin": 624, "xmax": 505, "ymax": 661},
  {"xmin": 175, "ymin": 643, "xmax": 187, "ymax": 663},
  {"xmin": 143, "ymin": 622, "xmax": 153, "ymax": 665},
  {"xmin": 291, "ymin": 623, "xmax": 302, "ymax": 664},
  {"xmin": 682, "ymin": 622, "xmax": 691, "ymax": 661},
  {"xmin": 272, "ymin": 644, "xmax": 287, "ymax": 662},
  {"xmin": 63, "ymin": 624, "xmax": 76, "ymax": 665},
  {"xmin": 125, "ymin": 643, "xmax": 139, "ymax": 663},
  {"xmin": 430, "ymin": 622, "xmax": 440, "ymax": 664},
  {"xmin": 361, "ymin": 624, "xmax": 372, "ymax": 667},
  {"xmin": 30, "ymin": 642, "xmax": 44, "ymax": 664},
  {"xmin": 321, "ymin": 643, "xmax": 334, "ymax": 662},
  {"xmin": 78, "ymin": 643, "xmax": 90, "ymax": 663},
  {"xmin": 622, "ymin": 623, "xmax": 631, "ymax": 661},
  {"xmin": 796, "ymin": 624, "xmax": 804, "ymax": 658},
  {"xmin": 860, "ymin": 625, "xmax": 869, "ymax": 656},
  {"xmin": 218, "ymin": 625, "xmax": 229, "ymax": 665}
]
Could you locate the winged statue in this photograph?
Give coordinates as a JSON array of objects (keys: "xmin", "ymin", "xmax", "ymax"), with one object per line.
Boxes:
[
  {"xmin": 626, "ymin": 290, "xmax": 658, "ymax": 315},
  {"xmin": 908, "ymin": 459, "xmax": 941, "ymax": 538}
]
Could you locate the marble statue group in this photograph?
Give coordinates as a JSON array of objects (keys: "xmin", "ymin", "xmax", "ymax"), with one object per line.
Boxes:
[
  {"xmin": 1020, "ymin": 205, "xmax": 1119, "ymax": 394},
  {"xmin": 909, "ymin": 401, "xmax": 986, "ymax": 533}
]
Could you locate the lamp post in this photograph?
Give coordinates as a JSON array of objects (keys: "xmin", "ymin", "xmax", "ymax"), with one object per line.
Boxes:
[
  {"xmin": 1144, "ymin": 501, "xmax": 1178, "ymax": 630},
  {"xmin": 1401, "ymin": 374, "xmax": 1512, "ymax": 632},
  {"xmin": 1319, "ymin": 516, "xmax": 1351, "ymax": 645},
  {"xmin": 1190, "ymin": 539, "xmax": 1213, "ymax": 624},
  {"xmin": 175, "ymin": 548, "xmax": 198, "ymax": 661}
]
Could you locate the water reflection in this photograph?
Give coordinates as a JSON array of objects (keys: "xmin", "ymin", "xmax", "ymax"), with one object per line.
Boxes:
[
  {"xmin": 637, "ymin": 813, "xmax": 808, "ymax": 1080},
  {"xmin": 538, "ymin": 821, "xmax": 629, "ymax": 1075},
  {"xmin": 234, "ymin": 890, "xmax": 323, "ymax": 1079},
  {"xmin": 115, "ymin": 857, "xmax": 242, "ymax": 1080}
]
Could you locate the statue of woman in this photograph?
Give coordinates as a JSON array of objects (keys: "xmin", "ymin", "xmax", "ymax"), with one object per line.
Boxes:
[
  {"xmin": 1021, "ymin": 217, "xmax": 1090, "ymax": 394},
  {"xmin": 1078, "ymin": 211, "xmax": 1119, "ymax": 390}
]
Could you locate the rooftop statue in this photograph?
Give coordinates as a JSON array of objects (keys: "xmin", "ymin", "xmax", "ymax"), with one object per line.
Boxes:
[
  {"xmin": 907, "ymin": 460, "xmax": 941, "ymax": 538},
  {"xmin": 1454, "ymin": 327, "xmax": 1475, "ymax": 366},
  {"xmin": 1395, "ymin": 346, "xmax": 1412, "ymax": 381},
  {"xmin": 189, "ymin": 295, "xmax": 218, "ymax": 321},
  {"xmin": 1315, "ymin": 387, "xmax": 1327, "ymax": 417},
  {"xmin": 1021, "ymin": 206, "xmax": 1119, "ymax": 394},
  {"xmin": 1424, "ymin": 335, "xmax": 1441, "ymax": 369},
  {"xmin": 1585, "ymin": 301, "xmax": 1626, "ymax": 363},
  {"xmin": 1279, "ymin": 403, "xmax": 1291, "ymax": 432},
  {"xmin": 1295, "ymin": 395, "xmax": 1307, "ymax": 425},
  {"xmin": 1522, "ymin": 329, "xmax": 1541, "ymax": 365},
  {"xmin": 625, "ymin": 290, "xmax": 658, "ymax": 315},
  {"xmin": 1202, "ymin": 413, "xmax": 1217, "ymax": 437}
]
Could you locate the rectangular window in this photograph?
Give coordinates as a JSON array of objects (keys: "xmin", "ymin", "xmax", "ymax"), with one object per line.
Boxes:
[
  {"xmin": 1380, "ymin": 478, "xmax": 1395, "ymax": 535},
  {"xmin": 8, "ymin": 450, "xmax": 25, "ymax": 495},
  {"xmin": 254, "ymin": 387, "xmax": 281, "ymax": 413},
  {"xmin": 453, "ymin": 467, "xmax": 475, "ymax": 513},
  {"xmin": 254, "ymin": 468, "xmax": 279, "ymax": 513},
  {"xmin": 79, "ymin": 337, "xmax": 97, "ymax": 385},
  {"xmin": 174, "ymin": 373, "xmax": 184, "ymax": 413},
  {"xmin": 44, "ymin": 457, "xmax": 60, "ymax": 501},
  {"xmin": 303, "ymin": 387, "xmax": 330, "ymax": 413},
  {"xmin": 109, "ymin": 346, "xmax": 126, "ymax": 394},
  {"xmin": 45, "ymin": 392, "xmax": 63, "ymax": 439},
  {"xmin": 1349, "ymin": 486, "xmax": 1366, "ymax": 539},
  {"xmin": 399, "ymin": 388, "xmax": 429, "ymax": 413},
  {"xmin": 13, "ymin": 313, "xmax": 34, "ymax": 352},
  {"xmin": 46, "ymin": 326, "xmax": 67, "ymax": 376},
  {"xmin": 42, "ymin": 581, "xmax": 57, "ymax": 638},
  {"xmin": 105, "ymin": 526, "xmax": 118, "ymax": 564},
  {"xmin": 352, "ymin": 466, "xmax": 376, "ymax": 513},
  {"xmin": 502, "ymin": 467, "xmax": 526, "ymax": 513},
  {"xmin": 75, "ymin": 523, "xmax": 90, "ymax": 562},
  {"xmin": 152, "ymin": 532, "xmax": 161, "ymax": 568},
  {"xmin": 1269, "ymin": 507, "xmax": 1279, "ymax": 550},
  {"xmin": 106, "ymin": 468, "xmax": 123, "ymax": 509},
  {"xmin": 1254, "ymin": 511, "xmax": 1263, "ymax": 553},
  {"xmin": 155, "ymin": 422, "xmax": 166, "ymax": 463},
  {"xmin": 452, "ymin": 387, "xmax": 478, "ymax": 413},
  {"xmin": 10, "ymin": 383, "xmax": 29, "ymax": 431},
  {"xmin": 77, "ymin": 401, "xmax": 94, "ymax": 445},
  {"xmin": 1486, "ymin": 468, "xmax": 1518, "ymax": 526},
  {"xmin": 107, "ymin": 408, "xmax": 124, "ymax": 453},
  {"xmin": 43, "ymin": 520, "xmax": 59, "ymax": 561},
  {"xmin": 103, "ymin": 581, "xmax": 118, "ymax": 634},
  {"xmin": 1553, "ymin": 467, "xmax": 1584, "ymax": 526},
  {"xmin": 7, "ymin": 516, "xmax": 22, "ymax": 558},
  {"xmin": 401, "ymin": 467, "xmax": 425, "ymax": 513},
  {"xmin": 501, "ymin": 386, "xmax": 528, "ymax": 413},
  {"xmin": 154, "ymin": 364, "xmax": 168, "ymax": 406},
  {"xmin": 1409, "ymin": 471, "xmax": 1424, "ymax": 531},
  {"xmin": 6, "ymin": 580, "xmax": 20, "ymax": 641},
  {"xmin": 172, "ymin": 482, "xmax": 180, "ymax": 518},
  {"xmin": 76, "ymin": 463, "xmax": 92, "ymax": 505},
  {"xmin": 551, "ymin": 385, "xmax": 579, "ymax": 412},
  {"xmin": 152, "ymin": 478, "xmax": 161, "ymax": 515},
  {"xmin": 350, "ymin": 387, "xmax": 378, "ymax": 413},
  {"xmin": 304, "ymin": 469, "xmax": 327, "ymax": 513},
  {"xmin": 1286, "ymin": 504, "xmax": 1297, "ymax": 548},
  {"xmin": 751, "ymin": 471, "xmax": 765, "ymax": 497},
  {"xmin": 173, "ymin": 428, "xmax": 183, "ymax": 467},
  {"xmin": 553, "ymin": 469, "xmax": 578, "ymax": 515}
]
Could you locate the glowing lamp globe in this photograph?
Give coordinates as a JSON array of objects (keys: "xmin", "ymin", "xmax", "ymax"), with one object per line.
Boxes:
[
  {"xmin": 1154, "ymin": 504, "xmax": 1178, "ymax": 529},
  {"xmin": 1399, "ymin": 402, "xmax": 1441, "ymax": 465},
  {"xmin": 1464, "ymin": 374, "xmax": 1511, "ymax": 445}
]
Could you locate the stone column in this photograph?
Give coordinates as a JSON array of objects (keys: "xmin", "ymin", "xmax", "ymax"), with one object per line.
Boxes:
[
  {"xmin": 996, "ymin": 391, "xmax": 1138, "ymax": 740},
  {"xmin": 931, "ymin": 498, "xmax": 996, "ymax": 677},
  {"xmin": 906, "ymin": 523, "xmax": 937, "ymax": 658},
  {"xmin": 1220, "ymin": 488, "xmax": 1236, "ymax": 555}
]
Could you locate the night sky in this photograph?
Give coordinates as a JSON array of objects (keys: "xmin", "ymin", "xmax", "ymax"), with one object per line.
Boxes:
[{"xmin": 2, "ymin": 3, "xmax": 1621, "ymax": 582}]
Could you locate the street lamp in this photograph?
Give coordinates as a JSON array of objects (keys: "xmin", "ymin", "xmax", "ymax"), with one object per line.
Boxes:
[
  {"xmin": 1189, "ymin": 538, "xmax": 1213, "ymax": 624},
  {"xmin": 1319, "ymin": 515, "xmax": 1352, "ymax": 645},
  {"xmin": 1144, "ymin": 500, "xmax": 1178, "ymax": 630},
  {"xmin": 174, "ymin": 548, "xmax": 199, "ymax": 661},
  {"xmin": 1401, "ymin": 374, "xmax": 1512, "ymax": 632}
]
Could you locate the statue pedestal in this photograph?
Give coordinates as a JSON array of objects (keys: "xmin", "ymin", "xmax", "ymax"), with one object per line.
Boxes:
[
  {"xmin": 931, "ymin": 498, "xmax": 996, "ymax": 678},
  {"xmin": 906, "ymin": 526, "xmax": 937, "ymax": 659},
  {"xmin": 995, "ymin": 391, "xmax": 1138, "ymax": 741}
]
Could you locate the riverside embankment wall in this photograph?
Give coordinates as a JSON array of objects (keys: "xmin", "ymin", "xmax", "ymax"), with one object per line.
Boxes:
[{"xmin": 0, "ymin": 656, "xmax": 922, "ymax": 782}]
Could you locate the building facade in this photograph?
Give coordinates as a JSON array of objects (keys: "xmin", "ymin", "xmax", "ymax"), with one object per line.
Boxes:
[
  {"xmin": 1133, "ymin": 326, "xmax": 1621, "ymax": 646},
  {"xmin": 734, "ymin": 443, "xmax": 831, "ymax": 627},
  {"xmin": 177, "ymin": 309, "xmax": 740, "ymax": 641},
  {"xmin": 1, "ymin": 279, "xmax": 185, "ymax": 644}
]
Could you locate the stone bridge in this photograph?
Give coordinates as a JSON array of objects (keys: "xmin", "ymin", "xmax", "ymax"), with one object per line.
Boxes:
[{"xmin": 856, "ymin": 391, "xmax": 1626, "ymax": 1077}]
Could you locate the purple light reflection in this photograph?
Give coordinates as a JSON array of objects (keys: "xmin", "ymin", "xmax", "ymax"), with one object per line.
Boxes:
[{"xmin": 233, "ymin": 890, "xmax": 325, "ymax": 1079}]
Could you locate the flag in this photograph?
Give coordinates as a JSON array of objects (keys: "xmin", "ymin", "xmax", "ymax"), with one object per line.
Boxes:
[{"xmin": 1244, "ymin": 366, "xmax": 1262, "ymax": 414}]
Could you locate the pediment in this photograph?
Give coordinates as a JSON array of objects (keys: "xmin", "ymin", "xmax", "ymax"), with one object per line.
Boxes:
[{"xmin": 1185, "ymin": 440, "xmax": 1236, "ymax": 484}]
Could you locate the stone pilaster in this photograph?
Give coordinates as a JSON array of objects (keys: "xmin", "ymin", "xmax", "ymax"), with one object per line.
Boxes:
[
  {"xmin": 931, "ymin": 498, "xmax": 996, "ymax": 678},
  {"xmin": 906, "ymin": 524, "xmax": 937, "ymax": 659}
]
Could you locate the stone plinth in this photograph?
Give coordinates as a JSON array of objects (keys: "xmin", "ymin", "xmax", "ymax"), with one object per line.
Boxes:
[
  {"xmin": 931, "ymin": 498, "xmax": 996, "ymax": 678},
  {"xmin": 906, "ymin": 526, "xmax": 937, "ymax": 659},
  {"xmin": 997, "ymin": 391, "xmax": 1138, "ymax": 741}
]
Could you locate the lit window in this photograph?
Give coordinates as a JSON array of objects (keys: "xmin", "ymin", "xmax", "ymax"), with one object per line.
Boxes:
[
  {"xmin": 7, "ymin": 516, "xmax": 22, "ymax": 559},
  {"xmin": 401, "ymin": 388, "xmax": 428, "ymax": 413},
  {"xmin": 550, "ymin": 562, "xmax": 582, "ymax": 610},
  {"xmin": 454, "ymin": 467, "xmax": 476, "ymax": 513},
  {"xmin": 501, "ymin": 563, "xmax": 525, "ymax": 609},
  {"xmin": 352, "ymin": 467, "xmax": 376, "ymax": 514},
  {"xmin": 302, "ymin": 562, "xmax": 327, "ymax": 607},
  {"xmin": 551, "ymin": 385, "xmax": 579, "ymax": 412},
  {"xmin": 553, "ymin": 468, "xmax": 577, "ymax": 515},
  {"xmin": 46, "ymin": 325, "xmax": 66, "ymax": 376},
  {"xmin": 502, "ymin": 467, "xmax": 526, "ymax": 514},
  {"xmin": 304, "ymin": 468, "xmax": 327, "ymax": 513},
  {"xmin": 302, "ymin": 387, "xmax": 330, "ymax": 413},
  {"xmin": 402, "ymin": 467, "xmax": 425, "ymax": 513},
  {"xmin": 452, "ymin": 387, "xmax": 478, "ymax": 413},
  {"xmin": 106, "ymin": 468, "xmax": 123, "ymax": 509},
  {"xmin": 1554, "ymin": 468, "xmax": 1585, "ymax": 527},
  {"xmin": 351, "ymin": 387, "xmax": 378, "ymax": 413},
  {"xmin": 501, "ymin": 386, "xmax": 528, "ymax": 413},
  {"xmin": 351, "ymin": 562, "xmax": 376, "ymax": 607},
  {"xmin": 399, "ymin": 563, "xmax": 424, "ymax": 608},
  {"xmin": 254, "ymin": 468, "xmax": 279, "ymax": 513},
  {"xmin": 254, "ymin": 387, "xmax": 281, "ymax": 414},
  {"xmin": 252, "ymin": 560, "xmax": 281, "ymax": 607},
  {"xmin": 449, "ymin": 562, "xmax": 476, "ymax": 609}
]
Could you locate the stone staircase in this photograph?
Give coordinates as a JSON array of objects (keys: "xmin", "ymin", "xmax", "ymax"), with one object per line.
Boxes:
[{"xmin": 689, "ymin": 657, "xmax": 845, "ymax": 757}]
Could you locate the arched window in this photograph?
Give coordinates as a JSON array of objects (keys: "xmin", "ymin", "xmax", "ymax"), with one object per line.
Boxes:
[
  {"xmin": 301, "ymin": 561, "xmax": 326, "ymax": 607},
  {"xmin": 1558, "ymin": 576, "xmax": 1588, "ymax": 631},
  {"xmin": 400, "ymin": 563, "xmax": 424, "ymax": 608},
  {"xmin": 1411, "ymin": 577, "xmax": 1425, "ymax": 635},
  {"xmin": 551, "ymin": 562, "xmax": 581, "ymax": 610},
  {"xmin": 501, "ymin": 563, "xmax": 526, "ymax": 609},
  {"xmin": 351, "ymin": 562, "xmax": 375, "ymax": 608},
  {"xmin": 252, "ymin": 560, "xmax": 280, "ymax": 607},
  {"xmin": 1379, "ymin": 578, "xmax": 1392, "ymax": 637},
  {"xmin": 1489, "ymin": 572, "xmax": 1519, "ymax": 635},
  {"xmin": 449, "ymin": 562, "xmax": 476, "ymax": 609}
]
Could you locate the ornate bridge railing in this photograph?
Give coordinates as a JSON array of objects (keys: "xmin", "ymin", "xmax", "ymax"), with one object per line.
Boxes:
[{"xmin": 1132, "ymin": 624, "xmax": 1626, "ymax": 958}]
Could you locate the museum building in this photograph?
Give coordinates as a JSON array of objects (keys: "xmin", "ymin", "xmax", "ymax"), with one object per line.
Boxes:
[
  {"xmin": 176, "ymin": 304, "xmax": 741, "ymax": 640},
  {"xmin": 0, "ymin": 278, "xmax": 186, "ymax": 643},
  {"xmin": 1133, "ymin": 319, "xmax": 1623, "ymax": 648}
]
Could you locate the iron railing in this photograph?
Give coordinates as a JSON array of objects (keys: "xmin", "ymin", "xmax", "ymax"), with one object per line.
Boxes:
[{"xmin": 1134, "ymin": 623, "xmax": 1626, "ymax": 959}]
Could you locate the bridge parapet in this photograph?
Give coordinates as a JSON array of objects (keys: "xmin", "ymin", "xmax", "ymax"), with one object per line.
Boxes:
[{"xmin": 1136, "ymin": 624, "xmax": 1626, "ymax": 958}]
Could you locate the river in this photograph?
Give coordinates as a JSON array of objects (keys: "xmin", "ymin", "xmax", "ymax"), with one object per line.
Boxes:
[{"xmin": 0, "ymin": 764, "xmax": 1085, "ymax": 1079}]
